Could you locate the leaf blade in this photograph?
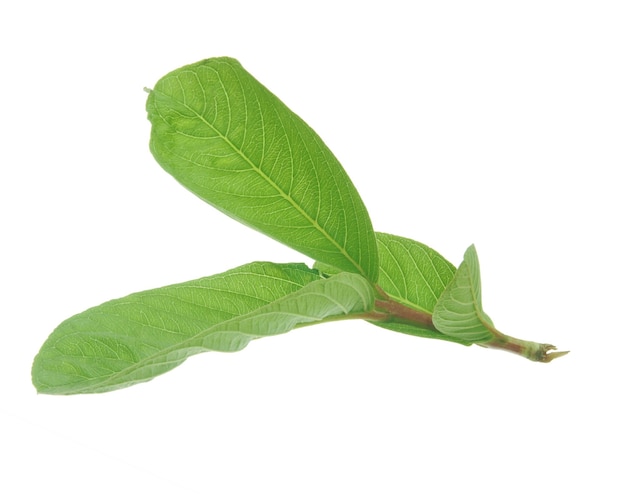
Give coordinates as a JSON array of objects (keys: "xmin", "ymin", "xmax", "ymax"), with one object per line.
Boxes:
[
  {"xmin": 32, "ymin": 262, "xmax": 376, "ymax": 395},
  {"xmin": 375, "ymin": 232, "xmax": 456, "ymax": 314},
  {"xmin": 432, "ymin": 244, "xmax": 495, "ymax": 343},
  {"xmin": 315, "ymin": 233, "xmax": 469, "ymax": 344},
  {"xmin": 369, "ymin": 233, "xmax": 470, "ymax": 344},
  {"xmin": 146, "ymin": 57, "xmax": 378, "ymax": 280}
]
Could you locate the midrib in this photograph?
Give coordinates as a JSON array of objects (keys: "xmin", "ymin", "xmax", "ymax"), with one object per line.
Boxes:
[{"xmin": 176, "ymin": 95, "xmax": 366, "ymax": 279}]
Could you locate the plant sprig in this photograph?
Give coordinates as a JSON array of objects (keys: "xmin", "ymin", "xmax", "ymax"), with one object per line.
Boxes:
[{"xmin": 32, "ymin": 57, "xmax": 566, "ymax": 395}]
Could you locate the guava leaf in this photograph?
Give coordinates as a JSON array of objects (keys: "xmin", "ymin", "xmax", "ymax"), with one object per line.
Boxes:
[
  {"xmin": 369, "ymin": 233, "xmax": 469, "ymax": 344},
  {"xmin": 432, "ymin": 244, "xmax": 495, "ymax": 343},
  {"xmin": 146, "ymin": 57, "xmax": 378, "ymax": 281},
  {"xmin": 32, "ymin": 262, "xmax": 376, "ymax": 395},
  {"xmin": 315, "ymin": 233, "xmax": 468, "ymax": 344},
  {"xmin": 375, "ymin": 233, "xmax": 456, "ymax": 314}
]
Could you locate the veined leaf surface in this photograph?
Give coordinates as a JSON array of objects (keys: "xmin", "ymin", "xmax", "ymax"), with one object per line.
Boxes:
[
  {"xmin": 32, "ymin": 262, "xmax": 376, "ymax": 395},
  {"xmin": 371, "ymin": 233, "xmax": 469, "ymax": 344},
  {"xmin": 376, "ymin": 233, "xmax": 456, "ymax": 314},
  {"xmin": 146, "ymin": 57, "xmax": 378, "ymax": 281},
  {"xmin": 432, "ymin": 245, "xmax": 495, "ymax": 343}
]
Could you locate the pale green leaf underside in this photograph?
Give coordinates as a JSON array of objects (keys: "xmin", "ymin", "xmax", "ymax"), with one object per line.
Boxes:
[
  {"xmin": 432, "ymin": 245, "xmax": 495, "ymax": 343},
  {"xmin": 146, "ymin": 57, "xmax": 378, "ymax": 281},
  {"xmin": 32, "ymin": 262, "xmax": 376, "ymax": 395}
]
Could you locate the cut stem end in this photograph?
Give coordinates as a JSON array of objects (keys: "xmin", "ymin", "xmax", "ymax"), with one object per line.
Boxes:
[{"xmin": 482, "ymin": 337, "xmax": 569, "ymax": 363}]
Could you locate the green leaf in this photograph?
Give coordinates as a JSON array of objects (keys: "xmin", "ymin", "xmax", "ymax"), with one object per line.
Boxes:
[
  {"xmin": 146, "ymin": 57, "xmax": 378, "ymax": 281},
  {"xmin": 375, "ymin": 233, "xmax": 456, "ymax": 314},
  {"xmin": 315, "ymin": 233, "xmax": 467, "ymax": 344},
  {"xmin": 314, "ymin": 232, "xmax": 456, "ymax": 307},
  {"xmin": 432, "ymin": 244, "xmax": 495, "ymax": 343},
  {"xmin": 32, "ymin": 262, "xmax": 376, "ymax": 395},
  {"xmin": 369, "ymin": 233, "xmax": 469, "ymax": 345}
]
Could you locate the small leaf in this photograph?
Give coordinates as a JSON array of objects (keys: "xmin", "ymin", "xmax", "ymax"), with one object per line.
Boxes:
[
  {"xmin": 375, "ymin": 233, "xmax": 456, "ymax": 314},
  {"xmin": 32, "ymin": 262, "xmax": 376, "ymax": 395},
  {"xmin": 146, "ymin": 57, "xmax": 378, "ymax": 281},
  {"xmin": 432, "ymin": 244, "xmax": 495, "ymax": 343},
  {"xmin": 315, "ymin": 233, "xmax": 468, "ymax": 344},
  {"xmin": 370, "ymin": 233, "xmax": 469, "ymax": 344}
]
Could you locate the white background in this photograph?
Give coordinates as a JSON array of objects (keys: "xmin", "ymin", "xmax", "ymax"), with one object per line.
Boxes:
[{"xmin": 2, "ymin": 1, "xmax": 625, "ymax": 492}]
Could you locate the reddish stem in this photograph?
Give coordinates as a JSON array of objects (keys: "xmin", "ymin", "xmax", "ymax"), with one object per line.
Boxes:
[{"xmin": 373, "ymin": 298, "xmax": 436, "ymax": 330}]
